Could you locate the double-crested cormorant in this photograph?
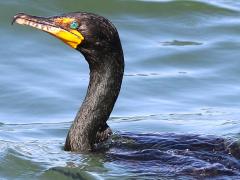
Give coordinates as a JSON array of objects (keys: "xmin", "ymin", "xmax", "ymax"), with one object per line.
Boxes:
[{"xmin": 13, "ymin": 12, "xmax": 124, "ymax": 152}]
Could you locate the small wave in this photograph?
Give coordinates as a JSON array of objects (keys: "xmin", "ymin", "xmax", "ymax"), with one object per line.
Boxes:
[
  {"xmin": 137, "ymin": 0, "xmax": 240, "ymax": 13},
  {"xmin": 124, "ymin": 71, "xmax": 189, "ymax": 77},
  {"xmin": 160, "ymin": 40, "xmax": 203, "ymax": 47},
  {"xmin": 125, "ymin": 72, "xmax": 163, "ymax": 77}
]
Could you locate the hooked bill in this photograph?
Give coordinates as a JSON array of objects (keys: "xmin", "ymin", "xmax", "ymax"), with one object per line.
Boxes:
[{"xmin": 13, "ymin": 13, "xmax": 84, "ymax": 48}]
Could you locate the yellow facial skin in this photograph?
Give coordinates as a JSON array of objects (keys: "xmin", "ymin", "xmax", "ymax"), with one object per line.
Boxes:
[{"xmin": 13, "ymin": 15, "xmax": 84, "ymax": 49}]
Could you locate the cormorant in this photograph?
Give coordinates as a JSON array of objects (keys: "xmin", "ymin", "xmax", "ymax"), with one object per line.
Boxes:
[{"xmin": 12, "ymin": 12, "xmax": 124, "ymax": 152}]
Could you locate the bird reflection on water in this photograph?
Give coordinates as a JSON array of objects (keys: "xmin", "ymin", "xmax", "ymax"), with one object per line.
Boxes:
[
  {"xmin": 105, "ymin": 133, "xmax": 240, "ymax": 178},
  {"xmin": 45, "ymin": 132, "xmax": 240, "ymax": 179}
]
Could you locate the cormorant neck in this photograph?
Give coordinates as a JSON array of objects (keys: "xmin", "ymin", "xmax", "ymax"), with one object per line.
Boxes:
[{"xmin": 65, "ymin": 47, "xmax": 124, "ymax": 152}]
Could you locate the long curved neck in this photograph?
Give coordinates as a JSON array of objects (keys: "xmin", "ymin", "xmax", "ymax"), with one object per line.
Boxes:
[{"xmin": 65, "ymin": 49, "xmax": 124, "ymax": 152}]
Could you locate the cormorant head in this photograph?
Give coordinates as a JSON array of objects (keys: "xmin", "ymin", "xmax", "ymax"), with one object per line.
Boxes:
[{"xmin": 12, "ymin": 12, "xmax": 121, "ymax": 60}]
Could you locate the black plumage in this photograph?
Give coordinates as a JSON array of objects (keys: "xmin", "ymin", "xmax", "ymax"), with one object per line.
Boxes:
[{"xmin": 13, "ymin": 12, "xmax": 124, "ymax": 152}]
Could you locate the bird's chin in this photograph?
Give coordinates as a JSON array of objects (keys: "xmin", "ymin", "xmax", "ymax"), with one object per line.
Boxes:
[{"xmin": 12, "ymin": 13, "xmax": 84, "ymax": 49}]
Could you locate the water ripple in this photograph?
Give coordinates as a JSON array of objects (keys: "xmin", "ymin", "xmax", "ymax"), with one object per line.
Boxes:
[{"xmin": 160, "ymin": 40, "xmax": 203, "ymax": 46}]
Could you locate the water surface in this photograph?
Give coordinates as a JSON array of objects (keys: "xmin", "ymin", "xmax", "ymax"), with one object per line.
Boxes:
[{"xmin": 0, "ymin": 0, "xmax": 240, "ymax": 179}]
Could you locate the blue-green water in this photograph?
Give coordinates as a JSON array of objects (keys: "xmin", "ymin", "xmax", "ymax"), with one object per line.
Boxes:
[{"xmin": 1, "ymin": 0, "xmax": 240, "ymax": 179}]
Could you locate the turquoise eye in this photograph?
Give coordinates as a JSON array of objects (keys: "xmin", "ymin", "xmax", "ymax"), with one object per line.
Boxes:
[{"xmin": 70, "ymin": 21, "xmax": 79, "ymax": 29}]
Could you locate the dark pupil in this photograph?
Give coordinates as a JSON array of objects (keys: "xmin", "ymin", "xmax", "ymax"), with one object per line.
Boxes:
[{"xmin": 70, "ymin": 21, "xmax": 78, "ymax": 29}]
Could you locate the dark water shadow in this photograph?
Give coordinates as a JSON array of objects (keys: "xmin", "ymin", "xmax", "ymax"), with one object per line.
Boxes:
[
  {"xmin": 160, "ymin": 40, "xmax": 203, "ymax": 46},
  {"xmin": 101, "ymin": 132, "xmax": 240, "ymax": 178},
  {"xmin": 43, "ymin": 132, "xmax": 240, "ymax": 179}
]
